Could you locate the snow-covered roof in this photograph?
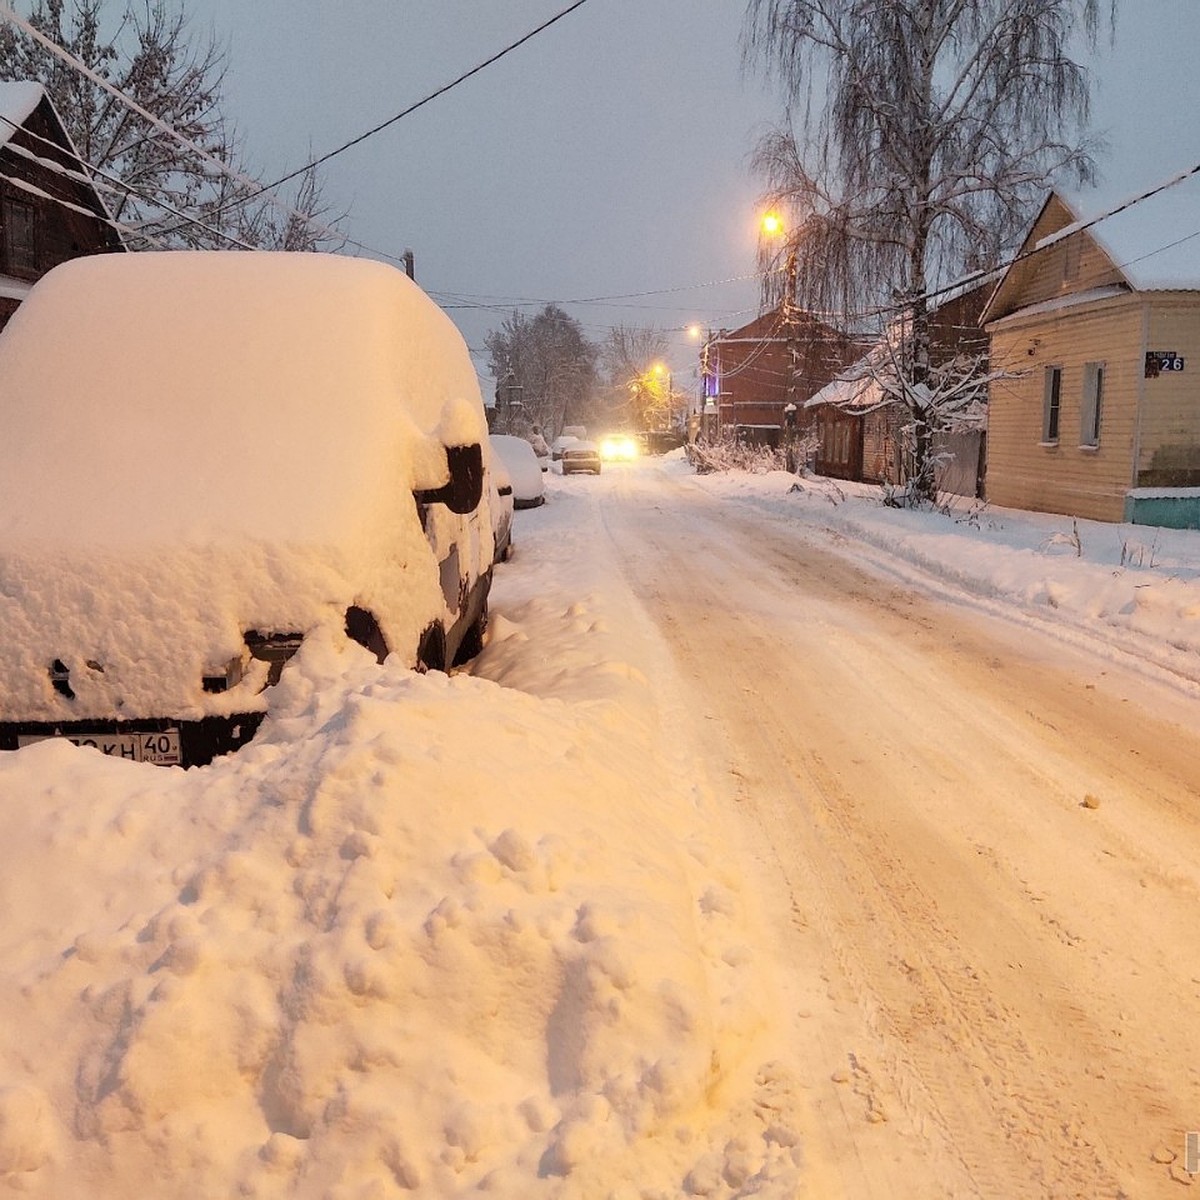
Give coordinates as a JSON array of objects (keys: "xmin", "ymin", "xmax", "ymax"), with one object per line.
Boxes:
[
  {"xmin": 1049, "ymin": 166, "xmax": 1200, "ymax": 291},
  {"xmin": 0, "ymin": 275, "xmax": 33, "ymax": 302},
  {"xmin": 986, "ymin": 284, "xmax": 1133, "ymax": 328},
  {"xmin": 0, "ymin": 81, "xmax": 43, "ymax": 151},
  {"xmin": 805, "ymin": 360, "xmax": 885, "ymax": 410},
  {"xmin": 0, "ymin": 251, "xmax": 491, "ymax": 720}
]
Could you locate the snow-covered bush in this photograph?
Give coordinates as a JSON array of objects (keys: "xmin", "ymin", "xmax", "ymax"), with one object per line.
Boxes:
[{"xmin": 687, "ymin": 436, "xmax": 790, "ymax": 475}]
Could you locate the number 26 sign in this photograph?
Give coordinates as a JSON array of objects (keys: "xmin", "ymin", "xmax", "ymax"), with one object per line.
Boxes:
[{"xmin": 1146, "ymin": 350, "xmax": 1186, "ymax": 377}]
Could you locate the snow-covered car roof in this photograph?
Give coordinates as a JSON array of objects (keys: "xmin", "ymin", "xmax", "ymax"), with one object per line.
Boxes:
[
  {"xmin": 489, "ymin": 435, "xmax": 546, "ymax": 506},
  {"xmin": 0, "ymin": 251, "xmax": 491, "ymax": 722}
]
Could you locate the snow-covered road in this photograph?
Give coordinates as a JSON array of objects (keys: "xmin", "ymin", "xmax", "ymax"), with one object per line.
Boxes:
[{"xmin": 571, "ymin": 458, "xmax": 1200, "ymax": 1198}]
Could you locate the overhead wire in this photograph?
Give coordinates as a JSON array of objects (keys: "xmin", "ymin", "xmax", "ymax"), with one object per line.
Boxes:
[
  {"xmin": 0, "ymin": 165, "xmax": 168, "ymax": 246},
  {"xmin": 0, "ymin": 111, "xmax": 260, "ymax": 250},
  {"xmin": 171, "ymin": 0, "xmax": 594, "ymax": 236},
  {"xmin": 0, "ymin": 1, "xmax": 350, "ymax": 248}
]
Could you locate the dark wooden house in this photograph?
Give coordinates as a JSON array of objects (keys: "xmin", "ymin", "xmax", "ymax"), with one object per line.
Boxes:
[
  {"xmin": 803, "ymin": 283, "xmax": 991, "ymax": 493},
  {"xmin": 0, "ymin": 81, "xmax": 123, "ymax": 333}
]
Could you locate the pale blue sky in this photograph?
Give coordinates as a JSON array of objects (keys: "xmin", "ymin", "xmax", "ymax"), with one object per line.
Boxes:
[{"xmin": 191, "ymin": 0, "xmax": 1198, "ymax": 389}]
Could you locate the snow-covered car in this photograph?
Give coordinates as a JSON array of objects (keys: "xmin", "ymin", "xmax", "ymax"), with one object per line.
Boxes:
[
  {"xmin": 489, "ymin": 434, "xmax": 546, "ymax": 509},
  {"xmin": 550, "ymin": 434, "xmax": 578, "ymax": 462},
  {"xmin": 488, "ymin": 448, "xmax": 515, "ymax": 562},
  {"xmin": 561, "ymin": 440, "xmax": 603, "ymax": 475},
  {"xmin": 0, "ymin": 251, "xmax": 496, "ymax": 767}
]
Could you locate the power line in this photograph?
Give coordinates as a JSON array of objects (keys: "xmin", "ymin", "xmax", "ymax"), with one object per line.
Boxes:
[
  {"xmin": 0, "ymin": 111, "xmax": 260, "ymax": 251},
  {"xmin": 0, "ymin": 166, "xmax": 170, "ymax": 246},
  {"xmin": 0, "ymin": 2, "xmax": 347, "ymax": 247},
  {"xmin": 156, "ymin": 0, "xmax": 594, "ymax": 238}
]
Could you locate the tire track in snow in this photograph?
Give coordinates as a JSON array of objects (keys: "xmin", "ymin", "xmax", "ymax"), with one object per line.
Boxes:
[{"xmin": 589, "ymin": 462, "xmax": 1200, "ymax": 1197}]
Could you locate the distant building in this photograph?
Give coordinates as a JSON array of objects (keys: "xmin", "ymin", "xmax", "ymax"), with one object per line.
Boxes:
[
  {"xmin": 803, "ymin": 283, "xmax": 991, "ymax": 492},
  {"xmin": 0, "ymin": 81, "xmax": 124, "ymax": 333},
  {"xmin": 700, "ymin": 307, "xmax": 860, "ymax": 443}
]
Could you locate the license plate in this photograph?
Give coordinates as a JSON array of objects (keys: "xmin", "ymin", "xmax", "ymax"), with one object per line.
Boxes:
[{"xmin": 17, "ymin": 729, "xmax": 182, "ymax": 765}]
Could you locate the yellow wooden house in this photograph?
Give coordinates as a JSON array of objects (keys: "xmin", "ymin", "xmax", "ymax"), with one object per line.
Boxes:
[{"xmin": 983, "ymin": 175, "xmax": 1200, "ymax": 527}]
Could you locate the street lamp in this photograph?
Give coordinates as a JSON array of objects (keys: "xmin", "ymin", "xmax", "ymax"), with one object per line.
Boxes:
[{"xmin": 652, "ymin": 361, "xmax": 673, "ymax": 429}]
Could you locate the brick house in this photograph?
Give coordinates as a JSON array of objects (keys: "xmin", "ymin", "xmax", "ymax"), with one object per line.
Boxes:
[
  {"xmin": 0, "ymin": 81, "xmax": 124, "ymax": 333},
  {"xmin": 700, "ymin": 307, "xmax": 860, "ymax": 442}
]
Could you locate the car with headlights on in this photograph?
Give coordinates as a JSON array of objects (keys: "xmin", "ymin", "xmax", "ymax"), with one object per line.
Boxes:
[
  {"xmin": 599, "ymin": 432, "xmax": 639, "ymax": 462},
  {"xmin": 0, "ymin": 251, "xmax": 496, "ymax": 767}
]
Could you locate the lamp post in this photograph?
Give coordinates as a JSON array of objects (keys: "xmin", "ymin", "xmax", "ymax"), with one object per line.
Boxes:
[
  {"xmin": 761, "ymin": 209, "xmax": 801, "ymax": 418},
  {"xmin": 762, "ymin": 211, "xmax": 803, "ymax": 469}
]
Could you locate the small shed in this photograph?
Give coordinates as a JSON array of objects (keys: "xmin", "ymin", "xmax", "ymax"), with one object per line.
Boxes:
[
  {"xmin": 0, "ymin": 81, "xmax": 123, "ymax": 332},
  {"xmin": 983, "ymin": 173, "xmax": 1200, "ymax": 526}
]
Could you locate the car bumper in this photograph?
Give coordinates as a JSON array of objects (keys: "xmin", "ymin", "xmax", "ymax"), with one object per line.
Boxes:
[{"xmin": 0, "ymin": 713, "xmax": 266, "ymax": 768}]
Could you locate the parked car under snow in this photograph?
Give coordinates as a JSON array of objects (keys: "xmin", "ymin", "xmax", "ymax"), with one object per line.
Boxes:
[
  {"xmin": 489, "ymin": 434, "xmax": 546, "ymax": 509},
  {"xmin": 0, "ymin": 251, "xmax": 497, "ymax": 767}
]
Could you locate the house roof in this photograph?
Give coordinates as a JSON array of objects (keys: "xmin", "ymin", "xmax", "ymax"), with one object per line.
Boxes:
[
  {"xmin": 1050, "ymin": 167, "xmax": 1200, "ymax": 292},
  {"xmin": 804, "ymin": 365, "xmax": 884, "ymax": 411},
  {"xmin": 0, "ymin": 81, "xmax": 44, "ymax": 151}
]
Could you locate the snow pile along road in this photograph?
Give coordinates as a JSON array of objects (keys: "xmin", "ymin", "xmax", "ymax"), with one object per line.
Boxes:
[
  {"xmin": 0, "ymin": 558, "xmax": 798, "ymax": 1197},
  {"xmin": 678, "ymin": 458, "xmax": 1200, "ymax": 685}
]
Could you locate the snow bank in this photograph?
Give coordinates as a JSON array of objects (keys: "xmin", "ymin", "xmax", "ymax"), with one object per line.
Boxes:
[{"xmin": 0, "ymin": 477, "xmax": 797, "ymax": 1197}]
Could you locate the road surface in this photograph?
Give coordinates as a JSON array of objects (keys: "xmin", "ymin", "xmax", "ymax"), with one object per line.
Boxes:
[{"xmin": 572, "ymin": 459, "xmax": 1200, "ymax": 1198}]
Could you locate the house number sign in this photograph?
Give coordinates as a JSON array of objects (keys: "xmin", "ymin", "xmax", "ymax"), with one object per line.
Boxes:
[{"xmin": 1146, "ymin": 350, "xmax": 1186, "ymax": 377}]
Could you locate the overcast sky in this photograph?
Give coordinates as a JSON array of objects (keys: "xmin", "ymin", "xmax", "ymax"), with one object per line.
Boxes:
[{"xmin": 193, "ymin": 0, "xmax": 1199, "ymax": 395}]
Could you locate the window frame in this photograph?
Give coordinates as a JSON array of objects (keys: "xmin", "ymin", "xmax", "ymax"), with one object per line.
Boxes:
[
  {"xmin": 1042, "ymin": 365, "xmax": 1062, "ymax": 445},
  {"xmin": 1079, "ymin": 361, "xmax": 1104, "ymax": 449}
]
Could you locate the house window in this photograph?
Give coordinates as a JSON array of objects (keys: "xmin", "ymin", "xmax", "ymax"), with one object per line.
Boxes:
[
  {"xmin": 1042, "ymin": 366, "xmax": 1062, "ymax": 443},
  {"xmin": 1080, "ymin": 361, "xmax": 1104, "ymax": 448},
  {"xmin": 2, "ymin": 197, "xmax": 37, "ymax": 274}
]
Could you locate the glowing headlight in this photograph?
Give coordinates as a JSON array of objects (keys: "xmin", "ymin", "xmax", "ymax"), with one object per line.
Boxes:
[{"xmin": 600, "ymin": 436, "xmax": 638, "ymax": 461}]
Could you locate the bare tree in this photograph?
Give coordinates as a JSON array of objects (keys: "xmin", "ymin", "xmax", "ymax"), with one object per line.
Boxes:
[
  {"xmin": 484, "ymin": 305, "xmax": 599, "ymax": 437},
  {"xmin": 599, "ymin": 324, "xmax": 669, "ymax": 430},
  {"xmin": 0, "ymin": 0, "xmax": 343, "ymax": 250},
  {"xmin": 744, "ymin": 0, "xmax": 1113, "ymax": 501}
]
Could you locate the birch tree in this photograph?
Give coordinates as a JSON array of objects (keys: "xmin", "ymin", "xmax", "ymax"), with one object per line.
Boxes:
[{"xmin": 744, "ymin": 0, "xmax": 1114, "ymax": 500}]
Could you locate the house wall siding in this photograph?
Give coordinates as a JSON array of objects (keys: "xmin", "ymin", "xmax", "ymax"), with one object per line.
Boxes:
[
  {"xmin": 1137, "ymin": 298, "xmax": 1200, "ymax": 485},
  {"xmin": 0, "ymin": 96, "xmax": 123, "ymax": 333},
  {"xmin": 987, "ymin": 196, "xmax": 1127, "ymax": 318},
  {"xmin": 986, "ymin": 296, "xmax": 1143, "ymax": 521}
]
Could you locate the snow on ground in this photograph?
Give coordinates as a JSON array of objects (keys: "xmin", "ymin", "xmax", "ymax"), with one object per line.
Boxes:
[
  {"xmin": 1, "ymin": 452, "xmax": 1198, "ymax": 1197},
  {"xmin": 678, "ymin": 455, "xmax": 1200, "ymax": 691}
]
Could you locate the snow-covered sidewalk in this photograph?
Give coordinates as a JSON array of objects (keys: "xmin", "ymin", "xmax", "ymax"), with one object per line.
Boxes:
[{"xmin": 677, "ymin": 456, "xmax": 1200, "ymax": 691}]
